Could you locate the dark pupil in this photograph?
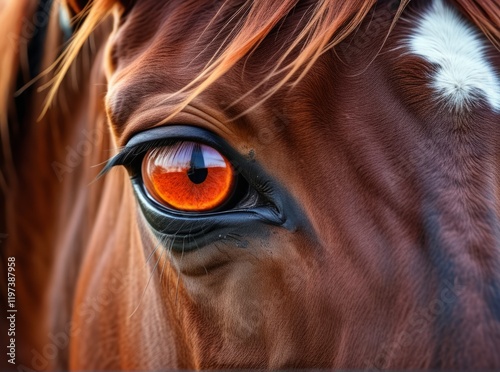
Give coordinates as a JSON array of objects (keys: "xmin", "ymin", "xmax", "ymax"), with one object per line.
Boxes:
[{"xmin": 187, "ymin": 144, "xmax": 208, "ymax": 184}]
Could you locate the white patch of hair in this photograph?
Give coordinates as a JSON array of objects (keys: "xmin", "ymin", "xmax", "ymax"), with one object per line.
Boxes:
[{"xmin": 409, "ymin": 0, "xmax": 500, "ymax": 112}]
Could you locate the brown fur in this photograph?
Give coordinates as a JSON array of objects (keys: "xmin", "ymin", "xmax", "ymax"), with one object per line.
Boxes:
[{"xmin": 2, "ymin": 0, "xmax": 500, "ymax": 370}]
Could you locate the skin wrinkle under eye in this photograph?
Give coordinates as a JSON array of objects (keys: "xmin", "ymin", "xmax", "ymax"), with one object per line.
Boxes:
[{"xmin": 407, "ymin": 0, "xmax": 500, "ymax": 112}]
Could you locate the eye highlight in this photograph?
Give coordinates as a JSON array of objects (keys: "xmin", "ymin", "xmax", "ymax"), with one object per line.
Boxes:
[{"xmin": 142, "ymin": 141, "xmax": 235, "ymax": 212}]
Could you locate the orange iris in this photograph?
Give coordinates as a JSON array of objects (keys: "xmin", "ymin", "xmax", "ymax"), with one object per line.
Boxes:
[{"xmin": 142, "ymin": 141, "xmax": 235, "ymax": 212}]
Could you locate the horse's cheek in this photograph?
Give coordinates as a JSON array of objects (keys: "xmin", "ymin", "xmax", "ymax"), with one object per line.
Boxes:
[{"xmin": 66, "ymin": 172, "xmax": 175, "ymax": 369}]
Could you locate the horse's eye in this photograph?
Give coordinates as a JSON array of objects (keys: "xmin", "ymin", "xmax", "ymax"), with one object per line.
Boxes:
[
  {"xmin": 101, "ymin": 126, "xmax": 292, "ymax": 250},
  {"xmin": 142, "ymin": 142, "xmax": 235, "ymax": 212}
]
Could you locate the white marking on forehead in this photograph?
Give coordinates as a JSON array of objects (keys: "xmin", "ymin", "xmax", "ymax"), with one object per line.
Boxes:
[{"xmin": 408, "ymin": 0, "xmax": 500, "ymax": 111}]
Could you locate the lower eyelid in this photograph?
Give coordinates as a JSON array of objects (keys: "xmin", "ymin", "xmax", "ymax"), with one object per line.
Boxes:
[{"xmin": 132, "ymin": 178, "xmax": 285, "ymax": 252}]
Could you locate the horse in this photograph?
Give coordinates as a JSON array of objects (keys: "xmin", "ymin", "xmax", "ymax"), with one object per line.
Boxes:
[{"xmin": 1, "ymin": 0, "xmax": 500, "ymax": 369}]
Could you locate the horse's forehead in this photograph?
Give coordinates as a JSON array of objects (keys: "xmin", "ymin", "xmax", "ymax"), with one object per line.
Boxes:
[
  {"xmin": 105, "ymin": 0, "xmax": 394, "ymax": 143},
  {"xmin": 105, "ymin": 0, "xmax": 500, "ymax": 146}
]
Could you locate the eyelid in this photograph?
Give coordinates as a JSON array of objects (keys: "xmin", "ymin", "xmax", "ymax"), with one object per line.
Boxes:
[{"xmin": 99, "ymin": 125, "xmax": 238, "ymax": 177}]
